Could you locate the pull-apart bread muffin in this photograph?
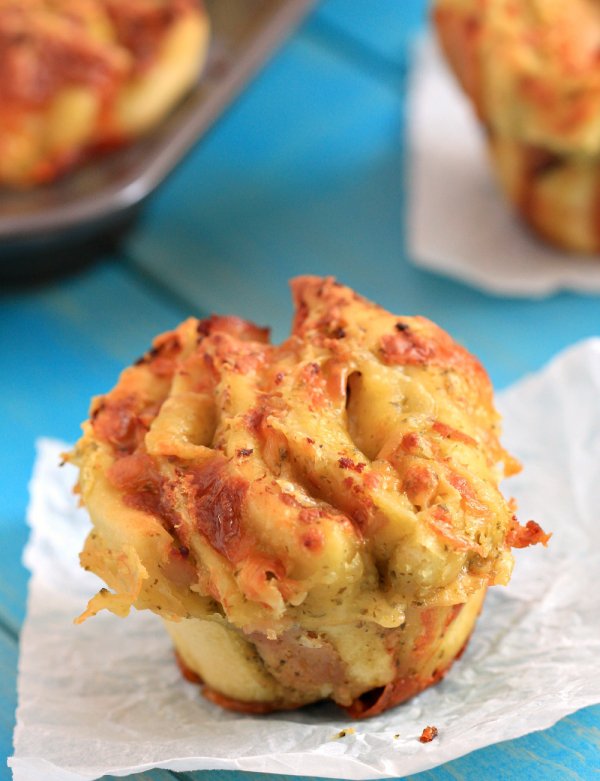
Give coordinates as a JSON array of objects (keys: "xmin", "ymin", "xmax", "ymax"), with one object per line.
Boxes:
[
  {"xmin": 434, "ymin": 0, "xmax": 600, "ymax": 253},
  {"xmin": 0, "ymin": 0, "xmax": 209, "ymax": 187},
  {"xmin": 70, "ymin": 277, "xmax": 548, "ymax": 718}
]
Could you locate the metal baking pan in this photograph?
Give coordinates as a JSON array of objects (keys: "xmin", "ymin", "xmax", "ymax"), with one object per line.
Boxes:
[{"xmin": 0, "ymin": 0, "xmax": 316, "ymax": 275}]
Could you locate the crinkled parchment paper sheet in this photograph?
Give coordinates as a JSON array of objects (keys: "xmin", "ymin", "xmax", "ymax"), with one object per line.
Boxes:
[
  {"xmin": 9, "ymin": 339, "xmax": 600, "ymax": 780},
  {"xmin": 407, "ymin": 37, "xmax": 600, "ymax": 297}
]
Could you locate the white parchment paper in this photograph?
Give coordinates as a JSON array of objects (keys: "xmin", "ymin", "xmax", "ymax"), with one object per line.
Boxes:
[
  {"xmin": 9, "ymin": 339, "xmax": 600, "ymax": 780},
  {"xmin": 407, "ymin": 37, "xmax": 600, "ymax": 297}
]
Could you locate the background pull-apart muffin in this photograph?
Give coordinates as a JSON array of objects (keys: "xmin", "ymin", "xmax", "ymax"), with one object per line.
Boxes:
[
  {"xmin": 434, "ymin": 0, "xmax": 600, "ymax": 253},
  {"xmin": 70, "ymin": 277, "xmax": 549, "ymax": 718},
  {"xmin": 0, "ymin": 0, "xmax": 209, "ymax": 187}
]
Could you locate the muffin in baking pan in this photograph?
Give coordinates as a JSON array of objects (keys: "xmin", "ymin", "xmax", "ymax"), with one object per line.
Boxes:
[
  {"xmin": 0, "ymin": 0, "xmax": 209, "ymax": 187},
  {"xmin": 70, "ymin": 277, "xmax": 548, "ymax": 717},
  {"xmin": 433, "ymin": 0, "xmax": 600, "ymax": 253}
]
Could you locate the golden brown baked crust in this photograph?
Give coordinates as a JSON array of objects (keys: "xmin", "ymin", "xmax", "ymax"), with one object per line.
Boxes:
[
  {"xmin": 0, "ymin": 0, "xmax": 209, "ymax": 186},
  {"xmin": 70, "ymin": 277, "xmax": 548, "ymax": 716},
  {"xmin": 434, "ymin": 0, "xmax": 600, "ymax": 253}
]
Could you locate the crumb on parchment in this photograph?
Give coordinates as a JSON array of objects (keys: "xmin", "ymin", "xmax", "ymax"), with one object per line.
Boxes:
[
  {"xmin": 419, "ymin": 726, "xmax": 438, "ymax": 743},
  {"xmin": 333, "ymin": 727, "xmax": 356, "ymax": 740}
]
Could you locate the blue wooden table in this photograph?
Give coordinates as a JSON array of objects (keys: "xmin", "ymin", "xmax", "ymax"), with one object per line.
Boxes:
[{"xmin": 2, "ymin": 2, "xmax": 599, "ymax": 779}]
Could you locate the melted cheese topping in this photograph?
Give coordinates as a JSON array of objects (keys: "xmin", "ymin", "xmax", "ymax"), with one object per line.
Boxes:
[
  {"xmin": 72, "ymin": 276, "xmax": 527, "ymax": 639},
  {"xmin": 434, "ymin": 0, "xmax": 600, "ymax": 154}
]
